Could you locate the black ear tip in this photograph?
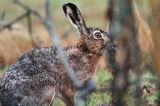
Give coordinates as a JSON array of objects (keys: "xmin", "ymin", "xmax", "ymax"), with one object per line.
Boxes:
[
  {"xmin": 62, "ymin": 4, "xmax": 67, "ymax": 15},
  {"xmin": 64, "ymin": 3, "xmax": 77, "ymax": 7},
  {"xmin": 62, "ymin": 3, "xmax": 78, "ymax": 11}
]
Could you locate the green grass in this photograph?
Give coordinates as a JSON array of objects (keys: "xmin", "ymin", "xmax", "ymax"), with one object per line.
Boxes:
[
  {"xmin": 86, "ymin": 93, "xmax": 111, "ymax": 106},
  {"xmin": 52, "ymin": 68, "xmax": 112, "ymax": 106},
  {"xmin": 85, "ymin": 68, "xmax": 112, "ymax": 106},
  {"xmin": 150, "ymin": 93, "xmax": 160, "ymax": 103},
  {"xmin": 0, "ymin": 67, "xmax": 8, "ymax": 78}
]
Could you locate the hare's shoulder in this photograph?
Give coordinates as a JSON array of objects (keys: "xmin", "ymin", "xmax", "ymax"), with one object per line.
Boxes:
[
  {"xmin": 1, "ymin": 46, "xmax": 81, "ymax": 82},
  {"xmin": 11, "ymin": 47, "xmax": 57, "ymax": 72},
  {"xmin": 0, "ymin": 48, "xmax": 57, "ymax": 83},
  {"xmin": 17, "ymin": 47, "xmax": 58, "ymax": 62}
]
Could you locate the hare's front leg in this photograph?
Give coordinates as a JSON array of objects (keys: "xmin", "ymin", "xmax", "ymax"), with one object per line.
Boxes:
[{"xmin": 60, "ymin": 84, "xmax": 75, "ymax": 106}]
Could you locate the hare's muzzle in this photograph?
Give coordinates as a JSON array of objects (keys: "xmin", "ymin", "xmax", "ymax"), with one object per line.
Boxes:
[{"xmin": 105, "ymin": 42, "xmax": 116, "ymax": 53}]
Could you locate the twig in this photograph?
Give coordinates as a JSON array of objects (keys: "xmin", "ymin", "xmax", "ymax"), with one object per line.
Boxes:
[
  {"xmin": 13, "ymin": 0, "xmax": 44, "ymax": 22},
  {"xmin": 0, "ymin": 12, "xmax": 29, "ymax": 31},
  {"xmin": 27, "ymin": 13, "xmax": 32, "ymax": 35},
  {"xmin": 106, "ymin": 0, "xmax": 142, "ymax": 105},
  {"xmin": 43, "ymin": 0, "xmax": 83, "ymax": 89},
  {"xmin": 26, "ymin": 12, "xmax": 40, "ymax": 48},
  {"xmin": 0, "ymin": 11, "xmax": 6, "ymax": 21},
  {"xmin": 44, "ymin": 1, "xmax": 98, "ymax": 105},
  {"xmin": 106, "ymin": 0, "xmax": 125, "ymax": 105}
]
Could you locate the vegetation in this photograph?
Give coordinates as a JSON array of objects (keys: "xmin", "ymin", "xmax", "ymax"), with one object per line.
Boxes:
[{"xmin": 0, "ymin": 67, "xmax": 159, "ymax": 106}]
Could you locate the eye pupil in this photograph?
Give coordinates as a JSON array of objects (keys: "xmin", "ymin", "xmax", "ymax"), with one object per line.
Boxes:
[{"xmin": 95, "ymin": 32, "xmax": 101, "ymax": 38}]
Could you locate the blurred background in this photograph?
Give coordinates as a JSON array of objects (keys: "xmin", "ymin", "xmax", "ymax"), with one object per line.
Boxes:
[
  {"xmin": 0, "ymin": 0, "xmax": 160, "ymax": 106},
  {"xmin": 0, "ymin": 0, "xmax": 108, "ymax": 67}
]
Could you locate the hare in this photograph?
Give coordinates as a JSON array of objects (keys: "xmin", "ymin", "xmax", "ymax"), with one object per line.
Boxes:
[{"xmin": 0, "ymin": 3, "xmax": 114, "ymax": 106}]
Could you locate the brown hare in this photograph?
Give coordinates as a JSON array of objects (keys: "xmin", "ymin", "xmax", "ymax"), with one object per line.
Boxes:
[{"xmin": 0, "ymin": 3, "xmax": 114, "ymax": 106}]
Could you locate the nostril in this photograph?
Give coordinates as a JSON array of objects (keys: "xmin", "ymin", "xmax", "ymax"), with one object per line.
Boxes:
[
  {"xmin": 113, "ymin": 43, "xmax": 117, "ymax": 49},
  {"xmin": 106, "ymin": 42, "xmax": 116, "ymax": 52}
]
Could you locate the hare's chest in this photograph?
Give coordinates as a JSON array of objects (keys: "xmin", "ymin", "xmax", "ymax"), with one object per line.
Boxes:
[{"xmin": 69, "ymin": 55, "xmax": 96, "ymax": 81}]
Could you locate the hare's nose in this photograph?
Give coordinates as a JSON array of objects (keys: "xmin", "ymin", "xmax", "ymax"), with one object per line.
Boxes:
[{"xmin": 106, "ymin": 42, "xmax": 116, "ymax": 53}]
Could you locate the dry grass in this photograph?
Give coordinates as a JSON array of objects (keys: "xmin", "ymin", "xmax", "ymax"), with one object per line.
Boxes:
[
  {"xmin": 0, "ymin": 26, "xmax": 33, "ymax": 65},
  {"xmin": 133, "ymin": 0, "xmax": 154, "ymax": 54},
  {"xmin": 149, "ymin": 0, "xmax": 160, "ymax": 74},
  {"xmin": 0, "ymin": 23, "xmax": 53, "ymax": 66}
]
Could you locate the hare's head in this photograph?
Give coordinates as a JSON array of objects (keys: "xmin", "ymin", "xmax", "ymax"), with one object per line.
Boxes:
[{"xmin": 63, "ymin": 3, "xmax": 115, "ymax": 55}]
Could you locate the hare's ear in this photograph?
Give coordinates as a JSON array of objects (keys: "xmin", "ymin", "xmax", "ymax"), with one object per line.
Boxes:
[{"xmin": 63, "ymin": 3, "xmax": 88, "ymax": 36}]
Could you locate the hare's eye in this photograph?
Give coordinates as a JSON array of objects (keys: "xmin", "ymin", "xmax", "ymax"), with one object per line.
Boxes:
[{"xmin": 94, "ymin": 32, "xmax": 102, "ymax": 39}]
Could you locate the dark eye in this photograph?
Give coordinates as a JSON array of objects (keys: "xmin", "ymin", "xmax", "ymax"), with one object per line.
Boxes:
[{"xmin": 94, "ymin": 32, "xmax": 102, "ymax": 39}]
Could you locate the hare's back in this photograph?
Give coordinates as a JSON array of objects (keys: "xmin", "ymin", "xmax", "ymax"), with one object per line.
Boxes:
[{"xmin": 0, "ymin": 47, "xmax": 58, "ymax": 105}]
